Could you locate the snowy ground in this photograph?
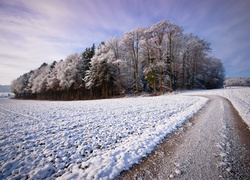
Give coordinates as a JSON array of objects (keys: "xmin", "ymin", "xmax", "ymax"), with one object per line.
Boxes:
[
  {"xmin": 183, "ymin": 87, "xmax": 250, "ymax": 128},
  {"xmin": 1, "ymin": 87, "xmax": 249, "ymax": 179},
  {"xmin": 0, "ymin": 95, "xmax": 207, "ymax": 179}
]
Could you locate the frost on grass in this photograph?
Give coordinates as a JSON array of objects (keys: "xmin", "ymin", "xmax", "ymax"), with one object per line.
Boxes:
[{"xmin": 0, "ymin": 95, "xmax": 207, "ymax": 179}]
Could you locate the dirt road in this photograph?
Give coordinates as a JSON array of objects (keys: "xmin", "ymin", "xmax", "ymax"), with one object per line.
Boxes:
[{"xmin": 116, "ymin": 95, "xmax": 250, "ymax": 179}]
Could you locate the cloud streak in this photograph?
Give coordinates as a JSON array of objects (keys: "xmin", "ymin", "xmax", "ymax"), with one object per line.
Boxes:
[{"xmin": 0, "ymin": 0, "xmax": 250, "ymax": 84}]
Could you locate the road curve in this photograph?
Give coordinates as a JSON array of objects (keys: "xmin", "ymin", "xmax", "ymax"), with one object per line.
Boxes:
[{"xmin": 116, "ymin": 95, "xmax": 250, "ymax": 179}]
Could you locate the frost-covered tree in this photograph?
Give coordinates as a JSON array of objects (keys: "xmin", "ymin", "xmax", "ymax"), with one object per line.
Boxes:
[
  {"xmin": 140, "ymin": 20, "xmax": 183, "ymax": 92},
  {"xmin": 28, "ymin": 63, "xmax": 48, "ymax": 94},
  {"xmin": 140, "ymin": 28, "xmax": 159, "ymax": 92},
  {"xmin": 11, "ymin": 19, "xmax": 225, "ymax": 100},
  {"xmin": 11, "ymin": 71, "xmax": 33, "ymax": 97},
  {"xmin": 201, "ymin": 56, "xmax": 225, "ymax": 89},
  {"xmin": 107, "ymin": 37, "xmax": 124, "ymax": 95},
  {"xmin": 147, "ymin": 20, "xmax": 169, "ymax": 92},
  {"xmin": 224, "ymin": 78, "xmax": 250, "ymax": 87},
  {"xmin": 46, "ymin": 61, "xmax": 59, "ymax": 91},
  {"xmin": 85, "ymin": 42, "xmax": 117, "ymax": 98},
  {"xmin": 56, "ymin": 53, "xmax": 83, "ymax": 91},
  {"xmin": 164, "ymin": 22, "xmax": 183, "ymax": 91},
  {"xmin": 179, "ymin": 34, "xmax": 211, "ymax": 89},
  {"xmin": 31, "ymin": 63, "xmax": 50, "ymax": 94},
  {"xmin": 121, "ymin": 28, "xmax": 144, "ymax": 94}
]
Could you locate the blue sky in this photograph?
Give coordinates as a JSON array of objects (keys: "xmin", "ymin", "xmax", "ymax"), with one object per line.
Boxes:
[{"xmin": 0, "ymin": 0, "xmax": 249, "ymax": 85}]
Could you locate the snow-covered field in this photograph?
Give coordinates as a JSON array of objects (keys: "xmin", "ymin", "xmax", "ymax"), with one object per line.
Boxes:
[
  {"xmin": 0, "ymin": 95, "xmax": 207, "ymax": 179},
  {"xmin": 1, "ymin": 87, "xmax": 249, "ymax": 180},
  {"xmin": 183, "ymin": 87, "xmax": 250, "ymax": 128}
]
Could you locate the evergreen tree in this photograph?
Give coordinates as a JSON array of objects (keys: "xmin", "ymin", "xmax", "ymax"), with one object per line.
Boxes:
[{"xmin": 82, "ymin": 44, "xmax": 95, "ymax": 77}]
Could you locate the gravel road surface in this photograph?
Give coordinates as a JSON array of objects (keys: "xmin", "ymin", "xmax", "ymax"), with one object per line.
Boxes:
[{"xmin": 116, "ymin": 95, "xmax": 250, "ymax": 179}]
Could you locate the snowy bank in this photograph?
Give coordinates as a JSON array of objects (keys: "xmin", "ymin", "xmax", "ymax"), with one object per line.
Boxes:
[{"xmin": 0, "ymin": 95, "xmax": 207, "ymax": 179}]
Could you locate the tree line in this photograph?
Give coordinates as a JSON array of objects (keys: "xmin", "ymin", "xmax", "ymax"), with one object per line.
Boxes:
[
  {"xmin": 11, "ymin": 20, "xmax": 225, "ymax": 100},
  {"xmin": 224, "ymin": 78, "xmax": 250, "ymax": 87}
]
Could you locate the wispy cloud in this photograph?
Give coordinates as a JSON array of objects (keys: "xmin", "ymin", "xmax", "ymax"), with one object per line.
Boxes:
[{"xmin": 0, "ymin": 0, "xmax": 250, "ymax": 84}]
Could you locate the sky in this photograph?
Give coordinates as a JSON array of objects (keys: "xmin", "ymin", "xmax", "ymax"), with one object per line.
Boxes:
[{"xmin": 0, "ymin": 0, "xmax": 250, "ymax": 85}]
